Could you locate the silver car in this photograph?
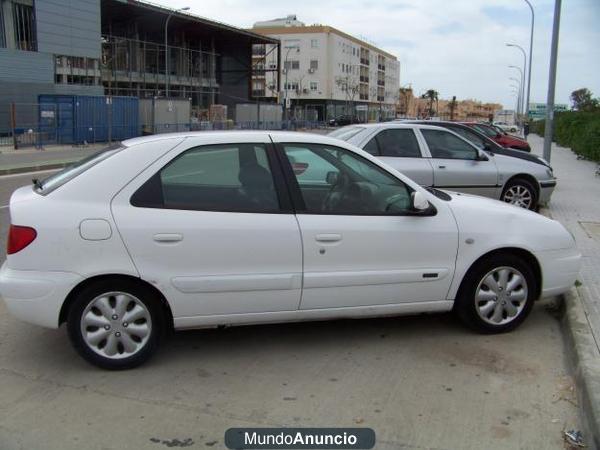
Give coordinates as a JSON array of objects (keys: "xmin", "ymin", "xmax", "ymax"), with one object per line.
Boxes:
[{"xmin": 330, "ymin": 123, "xmax": 556, "ymax": 210}]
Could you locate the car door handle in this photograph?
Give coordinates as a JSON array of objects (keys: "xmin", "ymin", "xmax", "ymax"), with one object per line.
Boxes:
[
  {"xmin": 438, "ymin": 165, "xmax": 446, "ymax": 169},
  {"xmin": 315, "ymin": 233, "xmax": 342, "ymax": 243},
  {"xmin": 153, "ymin": 233, "xmax": 183, "ymax": 243}
]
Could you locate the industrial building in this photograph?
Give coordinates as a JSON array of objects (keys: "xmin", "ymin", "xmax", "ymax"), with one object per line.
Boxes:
[
  {"xmin": 0, "ymin": 0, "xmax": 280, "ymax": 139},
  {"xmin": 250, "ymin": 15, "xmax": 400, "ymax": 122}
]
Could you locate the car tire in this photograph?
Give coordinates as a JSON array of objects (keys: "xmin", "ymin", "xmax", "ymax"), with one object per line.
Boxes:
[
  {"xmin": 454, "ymin": 253, "xmax": 536, "ymax": 334},
  {"xmin": 501, "ymin": 177, "xmax": 538, "ymax": 210},
  {"xmin": 67, "ymin": 279, "xmax": 165, "ymax": 370}
]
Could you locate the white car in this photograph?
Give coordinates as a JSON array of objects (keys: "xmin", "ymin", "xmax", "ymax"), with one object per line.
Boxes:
[
  {"xmin": 0, "ymin": 131, "xmax": 581, "ymax": 369},
  {"xmin": 494, "ymin": 122, "xmax": 519, "ymax": 133}
]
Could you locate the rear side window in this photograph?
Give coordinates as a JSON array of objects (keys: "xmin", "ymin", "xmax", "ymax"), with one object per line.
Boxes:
[
  {"xmin": 36, "ymin": 143, "xmax": 124, "ymax": 194},
  {"xmin": 373, "ymin": 129, "xmax": 421, "ymax": 158},
  {"xmin": 131, "ymin": 144, "xmax": 280, "ymax": 213}
]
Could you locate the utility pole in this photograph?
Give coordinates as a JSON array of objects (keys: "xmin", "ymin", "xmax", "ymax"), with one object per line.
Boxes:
[{"xmin": 543, "ymin": 0, "xmax": 562, "ymax": 162}]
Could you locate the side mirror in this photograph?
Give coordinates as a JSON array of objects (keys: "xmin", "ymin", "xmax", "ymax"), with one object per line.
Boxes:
[
  {"xmin": 411, "ymin": 191, "xmax": 430, "ymax": 211},
  {"xmin": 476, "ymin": 150, "xmax": 489, "ymax": 161},
  {"xmin": 326, "ymin": 171, "xmax": 339, "ymax": 185}
]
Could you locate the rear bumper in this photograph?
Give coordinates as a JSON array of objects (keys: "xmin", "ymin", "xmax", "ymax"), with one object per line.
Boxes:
[
  {"xmin": 0, "ymin": 263, "xmax": 82, "ymax": 328},
  {"xmin": 535, "ymin": 247, "xmax": 581, "ymax": 298}
]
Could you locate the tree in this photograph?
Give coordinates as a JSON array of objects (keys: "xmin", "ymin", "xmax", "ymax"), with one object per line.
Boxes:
[
  {"xmin": 570, "ymin": 88, "xmax": 599, "ymax": 112},
  {"xmin": 421, "ymin": 89, "xmax": 439, "ymax": 117},
  {"xmin": 335, "ymin": 73, "xmax": 360, "ymax": 116}
]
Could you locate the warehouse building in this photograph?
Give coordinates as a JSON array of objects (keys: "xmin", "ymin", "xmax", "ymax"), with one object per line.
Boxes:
[{"xmin": 0, "ymin": 0, "xmax": 280, "ymax": 136}]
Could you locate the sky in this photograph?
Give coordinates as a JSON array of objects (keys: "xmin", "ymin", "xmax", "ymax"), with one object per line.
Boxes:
[{"xmin": 158, "ymin": 0, "xmax": 600, "ymax": 110}]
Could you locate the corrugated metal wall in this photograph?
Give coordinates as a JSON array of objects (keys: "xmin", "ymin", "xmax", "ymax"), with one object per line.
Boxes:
[{"xmin": 36, "ymin": 0, "xmax": 101, "ymax": 59}]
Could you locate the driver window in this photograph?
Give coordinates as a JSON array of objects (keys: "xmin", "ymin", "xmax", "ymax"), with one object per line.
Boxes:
[
  {"xmin": 421, "ymin": 129, "xmax": 478, "ymax": 160},
  {"xmin": 450, "ymin": 127, "xmax": 486, "ymax": 150},
  {"xmin": 282, "ymin": 144, "xmax": 412, "ymax": 215}
]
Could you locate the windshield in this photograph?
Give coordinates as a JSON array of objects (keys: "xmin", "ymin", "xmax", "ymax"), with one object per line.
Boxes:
[
  {"xmin": 328, "ymin": 126, "xmax": 365, "ymax": 141},
  {"xmin": 36, "ymin": 143, "xmax": 125, "ymax": 194}
]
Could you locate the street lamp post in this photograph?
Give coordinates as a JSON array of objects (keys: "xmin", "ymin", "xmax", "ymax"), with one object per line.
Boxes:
[
  {"xmin": 509, "ymin": 77, "xmax": 522, "ymax": 120},
  {"xmin": 506, "ymin": 44, "xmax": 527, "ymax": 117},
  {"xmin": 283, "ymin": 46, "xmax": 299, "ymax": 122},
  {"xmin": 522, "ymin": 0, "xmax": 535, "ymax": 122},
  {"xmin": 509, "ymin": 66, "xmax": 524, "ymax": 124},
  {"xmin": 165, "ymin": 6, "xmax": 190, "ymax": 98}
]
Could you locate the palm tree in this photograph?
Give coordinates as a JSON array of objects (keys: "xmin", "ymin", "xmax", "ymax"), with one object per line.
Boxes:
[{"xmin": 421, "ymin": 89, "xmax": 439, "ymax": 117}]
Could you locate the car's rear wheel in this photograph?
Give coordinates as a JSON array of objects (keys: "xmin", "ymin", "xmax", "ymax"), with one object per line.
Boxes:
[
  {"xmin": 501, "ymin": 178, "xmax": 537, "ymax": 210},
  {"xmin": 67, "ymin": 279, "xmax": 164, "ymax": 369},
  {"xmin": 454, "ymin": 253, "xmax": 536, "ymax": 333}
]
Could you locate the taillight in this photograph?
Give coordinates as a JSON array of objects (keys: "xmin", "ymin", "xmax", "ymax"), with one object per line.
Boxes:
[{"xmin": 7, "ymin": 225, "xmax": 37, "ymax": 255}]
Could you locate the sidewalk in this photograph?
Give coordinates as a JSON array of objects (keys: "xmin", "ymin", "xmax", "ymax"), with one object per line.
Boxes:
[{"xmin": 529, "ymin": 133, "xmax": 600, "ymax": 446}]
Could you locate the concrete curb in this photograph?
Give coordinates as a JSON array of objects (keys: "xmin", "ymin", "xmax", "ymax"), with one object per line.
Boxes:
[
  {"xmin": 0, "ymin": 161, "xmax": 73, "ymax": 176},
  {"xmin": 561, "ymin": 287, "xmax": 600, "ymax": 449}
]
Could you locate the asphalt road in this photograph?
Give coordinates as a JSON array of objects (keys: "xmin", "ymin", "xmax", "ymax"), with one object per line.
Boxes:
[
  {"xmin": 0, "ymin": 170, "xmax": 580, "ymax": 450},
  {"xmin": 0, "ymin": 146, "xmax": 102, "ymax": 170}
]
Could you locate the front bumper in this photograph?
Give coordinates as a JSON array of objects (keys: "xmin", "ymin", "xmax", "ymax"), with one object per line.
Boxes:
[
  {"xmin": 534, "ymin": 246, "xmax": 581, "ymax": 298},
  {"xmin": 0, "ymin": 263, "xmax": 82, "ymax": 328},
  {"xmin": 538, "ymin": 178, "xmax": 557, "ymax": 205}
]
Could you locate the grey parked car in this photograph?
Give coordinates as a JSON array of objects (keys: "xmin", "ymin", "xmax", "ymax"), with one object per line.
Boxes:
[{"xmin": 329, "ymin": 123, "xmax": 556, "ymax": 210}]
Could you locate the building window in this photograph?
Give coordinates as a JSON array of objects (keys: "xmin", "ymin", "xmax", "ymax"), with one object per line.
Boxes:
[
  {"xmin": 311, "ymin": 39, "xmax": 319, "ymax": 48},
  {"xmin": 310, "ymin": 60, "xmax": 318, "ymax": 70},
  {"xmin": 284, "ymin": 39, "xmax": 300, "ymax": 48},
  {"xmin": 12, "ymin": 2, "xmax": 36, "ymax": 51},
  {"xmin": 284, "ymin": 82, "xmax": 298, "ymax": 91},
  {"xmin": 310, "ymin": 82, "xmax": 318, "ymax": 91},
  {"xmin": 284, "ymin": 60, "xmax": 300, "ymax": 70}
]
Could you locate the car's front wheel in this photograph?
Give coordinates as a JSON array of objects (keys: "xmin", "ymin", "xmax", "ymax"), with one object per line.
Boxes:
[
  {"xmin": 501, "ymin": 177, "xmax": 537, "ymax": 210},
  {"xmin": 454, "ymin": 253, "xmax": 536, "ymax": 333},
  {"xmin": 67, "ymin": 279, "xmax": 164, "ymax": 370}
]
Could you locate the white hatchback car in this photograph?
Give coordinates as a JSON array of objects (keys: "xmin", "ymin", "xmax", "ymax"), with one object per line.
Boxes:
[{"xmin": 1, "ymin": 131, "xmax": 581, "ymax": 369}]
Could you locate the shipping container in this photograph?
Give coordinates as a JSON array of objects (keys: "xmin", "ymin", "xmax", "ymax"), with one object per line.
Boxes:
[
  {"xmin": 38, "ymin": 95, "xmax": 139, "ymax": 145},
  {"xmin": 139, "ymin": 98, "xmax": 191, "ymax": 135}
]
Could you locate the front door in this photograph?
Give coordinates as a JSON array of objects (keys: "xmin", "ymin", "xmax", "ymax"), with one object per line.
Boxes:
[
  {"xmin": 419, "ymin": 128, "xmax": 499, "ymax": 198},
  {"xmin": 275, "ymin": 140, "xmax": 458, "ymax": 310},
  {"xmin": 111, "ymin": 136, "xmax": 303, "ymax": 320}
]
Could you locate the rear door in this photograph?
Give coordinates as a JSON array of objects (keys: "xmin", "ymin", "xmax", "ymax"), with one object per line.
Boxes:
[
  {"xmin": 111, "ymin": 135, "xmax": 303, "ymax": 321},
  {"xmin": 418, "ymin": 128, "xmax": 499, "ymax": 198},
  {"xmin": 360, "ymin": 128, "xmax": 434, "ymax": 186}
]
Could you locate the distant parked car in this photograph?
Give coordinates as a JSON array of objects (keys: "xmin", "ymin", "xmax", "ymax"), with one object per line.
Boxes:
[
  {"xmin": 494, "ymin": 122, "xmax": 519, "ymax": 133},
  {"xmin": 463, "ymin": 122, "xmax": 531, "ymax": 152},
  {"xmin": 0, "ymin": 131, "xmax": 580, "ymax": 369},
  {"xmin": 403, "ymin": 121, "xmax": 549, "ymax": 168},
  {"xmin": 329, "ymin": 123, "xmax": 556, "ymax": 210},
  {"xmin": 328, "ymin": 115, "xmax": 359, "ymax": 127}
]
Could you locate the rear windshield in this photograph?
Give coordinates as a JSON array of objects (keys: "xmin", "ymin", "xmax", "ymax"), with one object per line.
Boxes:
[
  {"xmin": 36, "ymin": 143, "xmax": 125, "ymax": 195},
  {"xmin": 328, "ymin": 126, "xmax": 365, "ymax": 141}
]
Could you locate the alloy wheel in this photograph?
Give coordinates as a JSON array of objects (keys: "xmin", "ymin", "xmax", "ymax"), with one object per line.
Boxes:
[{"xmin": 503, "ymin": 185, "xmax": 533, "ymax": 209}]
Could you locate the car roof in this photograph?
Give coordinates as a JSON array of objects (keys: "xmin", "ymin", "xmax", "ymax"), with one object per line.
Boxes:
[{"xmin": 122, "ymin": 130, "xmax": 350, "ymax": 147}]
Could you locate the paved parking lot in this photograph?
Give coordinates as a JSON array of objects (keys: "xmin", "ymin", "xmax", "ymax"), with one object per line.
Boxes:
[{"xmin": 0, "ymin": 170, "xmax": 580, "ymax": 449}]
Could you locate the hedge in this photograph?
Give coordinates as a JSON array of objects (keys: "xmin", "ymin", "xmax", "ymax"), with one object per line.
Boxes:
[{"xmin": 530, "ymin": 111, "xmax": 600, "ymax": 161}]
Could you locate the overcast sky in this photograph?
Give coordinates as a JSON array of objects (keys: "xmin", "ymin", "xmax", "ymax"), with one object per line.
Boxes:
[{"xmin": 160, "ymin": 0, "xmax": 600, "ymax": 110}]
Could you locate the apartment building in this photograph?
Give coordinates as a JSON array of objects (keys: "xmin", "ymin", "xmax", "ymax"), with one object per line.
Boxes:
[{"xmin": 251, "ymin": 16, "xmax": 400, "ymax": 122}]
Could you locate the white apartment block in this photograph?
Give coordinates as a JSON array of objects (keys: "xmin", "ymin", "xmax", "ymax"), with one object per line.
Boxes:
[{"xmin": 251, "ymin": 16, "xmax": 400, "ymax": 122}]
